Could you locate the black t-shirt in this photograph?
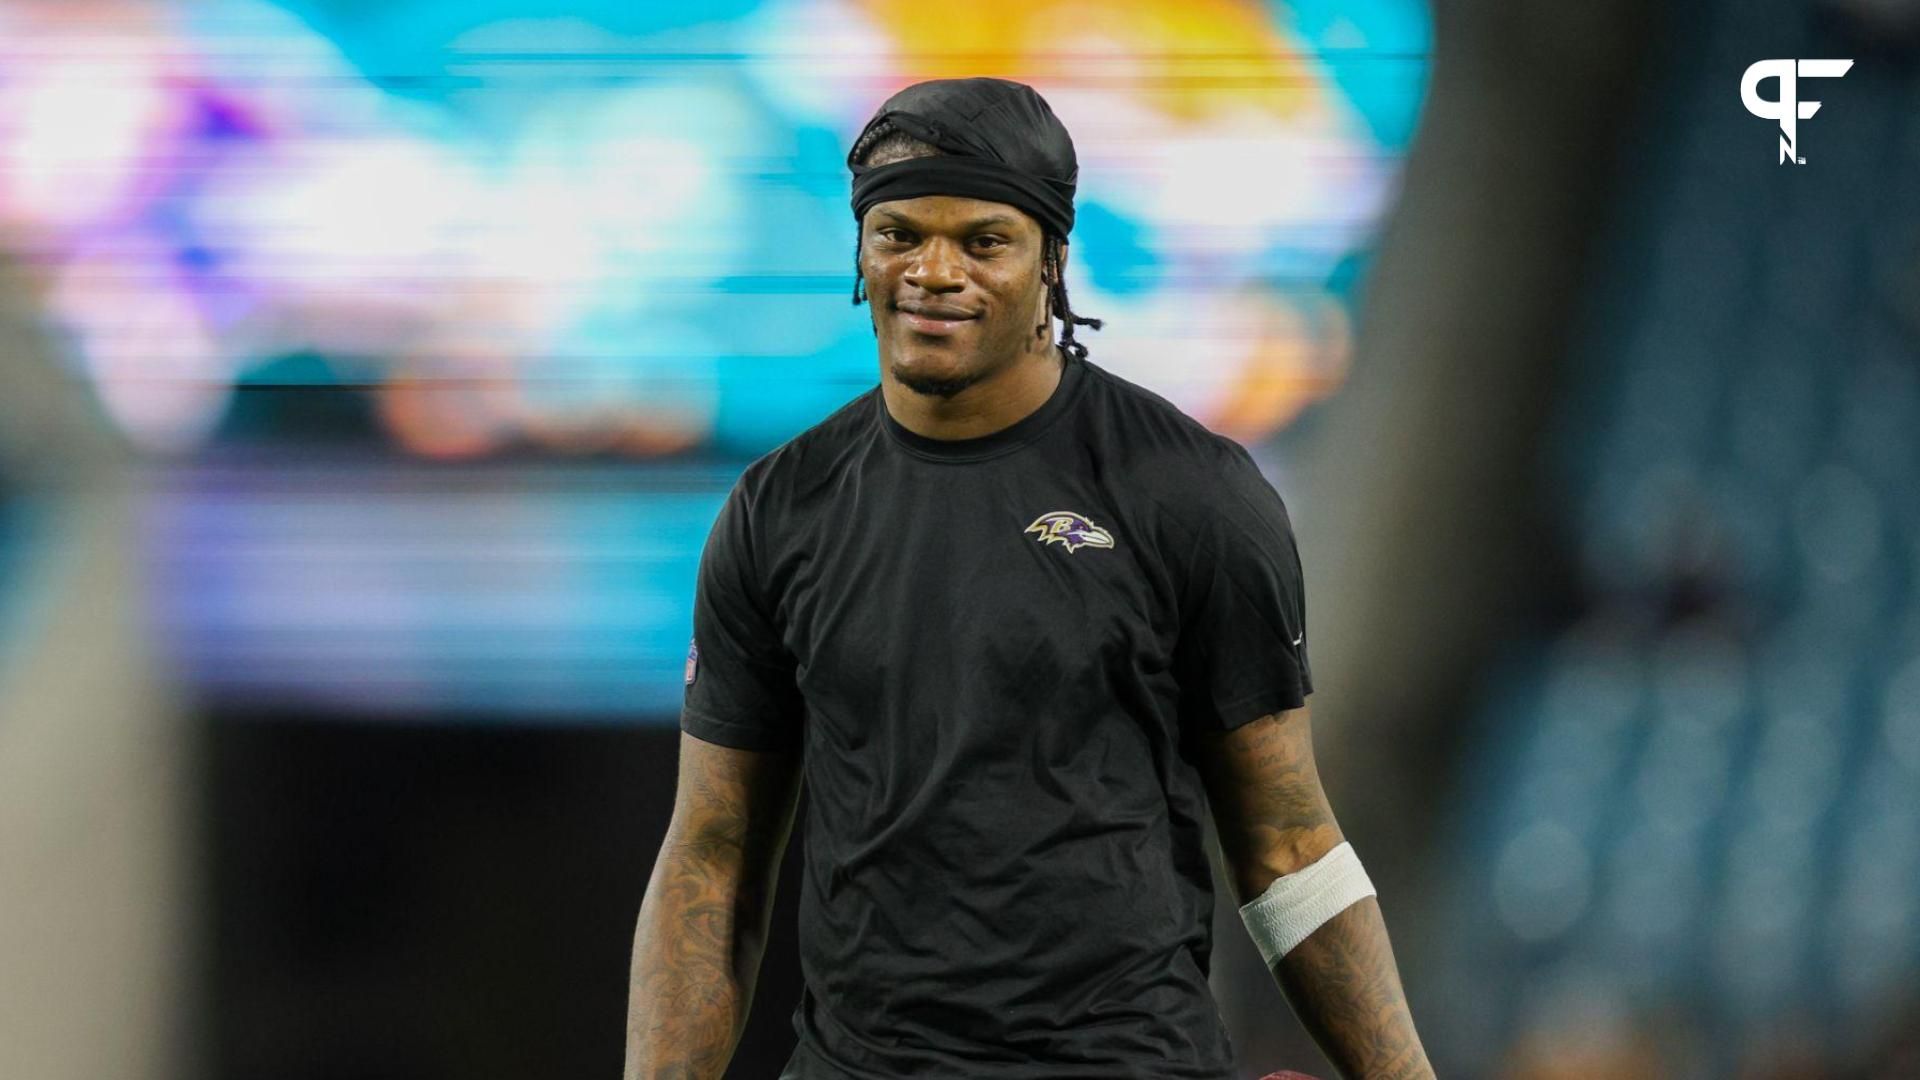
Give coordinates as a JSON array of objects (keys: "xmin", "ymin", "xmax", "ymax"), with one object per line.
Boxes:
[{"xmin": 681, "ymin": 353, "xmax": 1312, "ymax": 1080}]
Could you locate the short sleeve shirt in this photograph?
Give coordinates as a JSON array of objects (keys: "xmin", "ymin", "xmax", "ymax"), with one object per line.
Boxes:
[{"xmin": 681, "ymin": 354, "xmax": 1311, "ymax": 1080}]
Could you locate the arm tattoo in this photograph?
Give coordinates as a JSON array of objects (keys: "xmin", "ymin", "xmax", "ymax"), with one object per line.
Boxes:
[
  {"xmin": 1197, "ymin": 709, "xmax": 1342, "ymax": 899},
  {"xmin": 1276, "ymin": 898, "xmax": 1433, "ymax": 1080},
  {"xmin": 625, "ymin": 739, "xmax": 800, "ymax": 1080},
  {"xmin": 1198, "ymin": 711, "xmax": 1433, "ymax": 1079}
]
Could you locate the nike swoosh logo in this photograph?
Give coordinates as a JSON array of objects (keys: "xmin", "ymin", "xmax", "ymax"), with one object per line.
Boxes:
[{"xmin": 1291, "ymin": 632, "xmax": 1304, "ymax": 646}]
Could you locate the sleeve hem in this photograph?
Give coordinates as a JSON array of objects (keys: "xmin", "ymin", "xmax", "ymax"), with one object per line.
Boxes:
[
  {"xmin": 1214, "ymin": 685, "xmax": 1308, "ymax": 732},
  {"xmin": 680, "ymin": 703, "xmax": 802, "ymax": 753}
]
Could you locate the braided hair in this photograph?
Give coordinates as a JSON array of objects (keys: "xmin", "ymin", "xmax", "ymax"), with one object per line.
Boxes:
[{"xmin": 850, "ymin": 122, "xmax": 1103, "ymax": 362}]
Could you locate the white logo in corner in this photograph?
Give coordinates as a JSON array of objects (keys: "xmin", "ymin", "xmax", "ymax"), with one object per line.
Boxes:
[{"xmin": 1741, "ymin": 59, "xmax": 1853, "ymax": 164}]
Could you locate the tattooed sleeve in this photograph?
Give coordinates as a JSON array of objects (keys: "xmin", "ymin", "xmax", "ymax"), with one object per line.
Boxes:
[
  {"xmin": 1196, "ymin": 706, "xmax": 1434, "ymax": 1080},
  {"xmin": 624, "ymin": 733, "xmax": 802, "ymax": 1080}
]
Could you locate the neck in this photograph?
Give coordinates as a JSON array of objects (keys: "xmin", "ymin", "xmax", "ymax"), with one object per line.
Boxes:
[{"xmin": 880, "ymin": 343, "xmax": 1066, "ymax": 442}]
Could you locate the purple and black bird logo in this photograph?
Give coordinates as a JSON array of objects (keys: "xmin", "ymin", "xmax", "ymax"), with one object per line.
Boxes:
[{"xmin": 1024, "ymin": 510, "xmax": 1116, "ymax": 554}]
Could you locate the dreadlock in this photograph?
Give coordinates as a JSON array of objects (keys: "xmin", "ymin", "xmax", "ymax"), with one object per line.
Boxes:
[{"xmin": 850, "ymin": 122, "xmax": 1103, "ymax": 362}]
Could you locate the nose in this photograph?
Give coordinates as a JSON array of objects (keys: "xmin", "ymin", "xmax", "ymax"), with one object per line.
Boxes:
[{"xmin": 904, "ymin": 237, "xmax": 965, "ymax": 294}]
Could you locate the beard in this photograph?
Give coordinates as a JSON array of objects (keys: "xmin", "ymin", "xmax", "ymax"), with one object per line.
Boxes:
[
  {"xmin": 888, "ymin": 360, "xmax": 990, "ymax": 400},
  {"xmin": 884, "ymin": 311, "xmax": 1050, "ymax": 401}
]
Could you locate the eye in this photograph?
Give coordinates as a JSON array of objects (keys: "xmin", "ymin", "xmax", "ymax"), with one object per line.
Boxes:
[
  {"xmin": 971, "ymin": 235, "xmax": 1006, "ymax": 250},
  {"xmin": 877, "ymin": 227, "xmax": 915, "ymax": 245}
]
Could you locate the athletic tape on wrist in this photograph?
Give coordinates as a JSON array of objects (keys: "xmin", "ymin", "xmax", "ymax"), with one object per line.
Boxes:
[{"xmin": 1238, "ymin": 841, "xmax": 1376, "ymax": 966}]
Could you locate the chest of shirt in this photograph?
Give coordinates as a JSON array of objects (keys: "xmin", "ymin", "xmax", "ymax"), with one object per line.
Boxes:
[{"xmin": 761, "ymin": 455, "xmax": 1181, "ymax": 712}]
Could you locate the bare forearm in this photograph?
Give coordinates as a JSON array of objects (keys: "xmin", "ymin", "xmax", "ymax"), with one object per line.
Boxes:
[
  {"xmin": 623, "ymin": 844, "xmax": 770, "ymax": 1080},
  {"xmin": 1273, "ymin": 896, "xmax": 1432, "ymax": 1080},
  {"xmin": 1198, "ymin": 709, "xmax": 1429, "ymax": 1076},
  {"xmin": 628, "ymin": 736, "xmax": 801, "ymax": 1080}
]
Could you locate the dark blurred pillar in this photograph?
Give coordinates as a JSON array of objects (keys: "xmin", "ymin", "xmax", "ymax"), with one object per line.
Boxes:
[{"xmin": 1210, "ymin": 1, "xmax": 1663, "ymax": 1074}]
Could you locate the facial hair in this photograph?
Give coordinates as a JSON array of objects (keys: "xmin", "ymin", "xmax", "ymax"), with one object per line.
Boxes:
[
  {"xmin": 884, "ymin": 299, "xmax": 1051, "ymax": 401},
  {"xmin": 889, "ymin": 361, "xmax": 989, "ymax": 400}
]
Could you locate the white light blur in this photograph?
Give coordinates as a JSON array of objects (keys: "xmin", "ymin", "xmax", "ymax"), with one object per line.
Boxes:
[
  {"xmin": 204, "ymin": 134, "xmax": 485, "ymax": 293},
  {"xmin": 47, "ymin": 235, "xmax": 232, "ymax": 452},
  {"xmin": 0, "ymin": 0, "xmax": 1406, "ymax": 455},
  {"xmin": 735, "ymin": 0, "xmax": 896, "ymax": 127},
  {"xmin": 0, "ymin": 32, "xmax": 180, "ymax": 229}
]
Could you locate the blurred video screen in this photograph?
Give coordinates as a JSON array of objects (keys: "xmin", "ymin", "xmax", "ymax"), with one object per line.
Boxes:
[{"xmin": 0, "ymin": 0, "xmax": 1429, "ymax": 717}]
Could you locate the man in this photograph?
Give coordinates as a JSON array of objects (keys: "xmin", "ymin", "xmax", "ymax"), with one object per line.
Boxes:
[{"xmin": 626, "ymin": 78, "xmax": 1432, "ymax": 1080}]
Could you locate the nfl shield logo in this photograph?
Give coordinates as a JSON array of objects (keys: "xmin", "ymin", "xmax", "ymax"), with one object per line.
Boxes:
[{"xmin": 684, "ymin": 637, "xmax": 699, "ymax": 686}]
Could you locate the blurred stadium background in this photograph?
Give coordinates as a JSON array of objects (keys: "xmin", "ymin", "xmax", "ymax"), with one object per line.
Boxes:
[{"xmin": 1, "ymin": 0, "xmax": 1915, "ymax": 1077}]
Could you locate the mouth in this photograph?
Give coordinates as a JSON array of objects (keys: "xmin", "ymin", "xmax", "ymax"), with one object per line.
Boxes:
[{"xmin": 895, "ymin": 302, "xmax": 978, "ymax": 336}]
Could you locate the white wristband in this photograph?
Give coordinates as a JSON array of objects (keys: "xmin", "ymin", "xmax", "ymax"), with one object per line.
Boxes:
[{"xmin": 1237, "ymin": 841, "xmax": 1376, "ymax": 966}]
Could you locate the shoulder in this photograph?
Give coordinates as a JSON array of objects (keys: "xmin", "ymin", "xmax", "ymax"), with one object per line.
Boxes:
[
  {"xmin": 1075, "ymin": 363, "xmax": 1301, "ymax": 568},
  {"xmin": 1076, "ymin": 360, "xmax": 1274, "ymax": 519}
]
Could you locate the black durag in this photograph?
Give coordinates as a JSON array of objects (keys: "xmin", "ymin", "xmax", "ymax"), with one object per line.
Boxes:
[{"xmin": 847, "ymin": 77, "xmax": 1078, "ymax": 239}]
